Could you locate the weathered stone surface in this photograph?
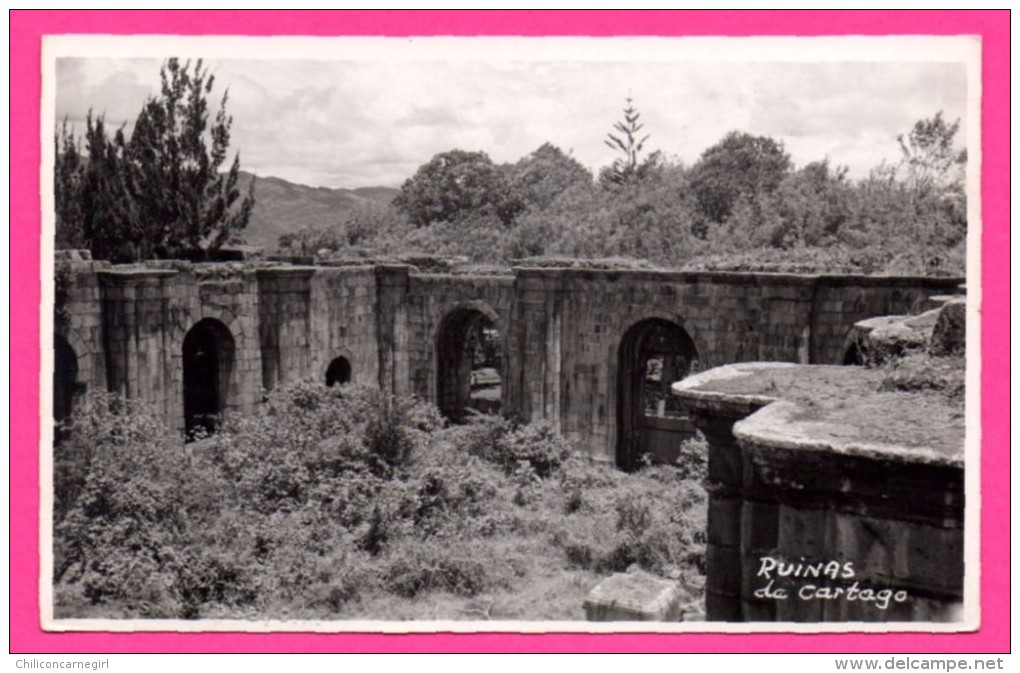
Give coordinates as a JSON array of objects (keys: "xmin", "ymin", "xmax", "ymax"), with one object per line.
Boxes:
[
  {"xmin": 673, "ymin": 362, "xmax": 964, "ymax": 623},
  {"xmin": 584, "ymin": 568, "xmax": 690, "ymax": 621},
  {"xmin": 55, "ymin": 248, "xmax": 92, "ymax": 263},
  {"xmin": 863, "ymin": 308, "xmax": 941, "ymax": 361},
  {"xmin": 53, "ymin": 261, "xmax": 960, "ymax": 459},
  {"xmin": 929, "ymin": 299, "xmax": 966, "ymax": 356}
]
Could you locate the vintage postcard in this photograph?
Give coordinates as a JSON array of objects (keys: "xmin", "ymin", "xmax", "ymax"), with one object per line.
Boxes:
[{"xmin": 12, "ymin": 10, "xmax": 1009, "ymax": 654}]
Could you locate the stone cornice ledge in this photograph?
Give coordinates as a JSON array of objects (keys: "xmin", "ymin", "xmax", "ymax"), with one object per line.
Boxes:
[
  {"xmin": 671, "ymin": 362, "xmax": 797, "ymax": 417},
  {"xmin": 672, "ymin": 362, "xmax": 963, "ymax": 470},
  {"xmin": 735, "ymin": 399, "xmax": 962, "ymax": 469}
]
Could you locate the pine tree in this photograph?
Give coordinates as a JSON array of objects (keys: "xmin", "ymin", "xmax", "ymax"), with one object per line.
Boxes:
[
  {"xmin": 54, "ymin": 58, "xmax": 255, "ymax": 262},
  {"xmin": 54, "ymin": 120, "xmax": 86, "ymax": 250},
  {"xmin": 600, "ymin": 97, "xmax": 661, "ymax": 187}
]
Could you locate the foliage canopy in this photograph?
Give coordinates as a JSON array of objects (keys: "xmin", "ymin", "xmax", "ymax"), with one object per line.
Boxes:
[
  {"xmin": 55, "ymin": 58, "xmax": 255, "ymax": 262},
  {"xmin": 281, "ymin": 109, "xmax": 965, "ymax": 277}
]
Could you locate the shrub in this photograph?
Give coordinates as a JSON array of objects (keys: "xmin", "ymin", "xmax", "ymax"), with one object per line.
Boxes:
[
  {"xmin": 53, "ymin": 392, "xmax": 167, "ymax": 521},
  {"xmin": 54, "ymin": 380, "xmax": 710, "ymax": 619},
  {"xmin": 469, "ymin": 418, "xmax": 573, "ymax": 478},
  {"xmin": 53, "ymin": 393, "xmax": 191, "ymax": 613},
  {"xmin": 381, "ymin": 541, "xmax": 507, "ymax": 598},
  {"xmin": 675, "ymin": 432, "xmax": 708, "ymax": 482}
]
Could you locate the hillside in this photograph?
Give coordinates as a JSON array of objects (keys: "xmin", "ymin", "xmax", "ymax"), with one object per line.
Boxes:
[{"xmin": 235, "ymin": 172, "xmax": 400, "ymax": 251}]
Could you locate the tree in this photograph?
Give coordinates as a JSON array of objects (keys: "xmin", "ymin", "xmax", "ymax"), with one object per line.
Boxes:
[
  {"xmin": 897, "ymin": 111, "xmax": 965, "ymax": 195},
  {"xmin": 770, "ymin": 160, "xmax": 852, "ymax": 248},
  {"xmin": 55, "ymin": 112, "xmax": 141, "ymax": 261},
  {"xmin": 54, "ymin": 121, "xmax": 86, "ymax": 250},
  {"xmin": 393, "ymin": 150, "xmax": 515, "ymax": 227},
  {"xmin": 599, "ymin": 97, "xmax": 662, "ymax": 187},
  {"xmin": 507, "ymin": 143, "xmax": 592, "ymax": 212},
  {"xmin": 54, "ymin": 58, "xmax": 255, "ymax": 262},
  {"xmin": 894, "ymin": 112, "xmax": 967, "ymax": 273},
  {"xmin": 688, "ymin": 131, "xmax": 792, "ymax": 227}
]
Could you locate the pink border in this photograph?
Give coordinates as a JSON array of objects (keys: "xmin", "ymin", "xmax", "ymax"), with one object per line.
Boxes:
[{"xmin": 11, "ymin": 10, "xmax": 1009, "ymax": 654}]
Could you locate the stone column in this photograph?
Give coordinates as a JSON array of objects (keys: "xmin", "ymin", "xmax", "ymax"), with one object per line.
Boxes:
[
  {"xmin": 256, "ymin": 267, "xmax": 316, "ymax": 392},
  {"xmin": 375, "ymin": 264, "xmax": 410, "ymax": 397},
  {"xmin": 509, "ymin": 268, "xmax": 565, "ymax": 427},
  {"xmin": 684, "ymin": 397, "xmax": 770, "ymax": 621},
  {"xmin": 98, "ymin": 268, "xmax": 179, "ymax": 426},
  {"xmin": 675, "ymin": 363, "xmax": 965, "ymax": 624}
]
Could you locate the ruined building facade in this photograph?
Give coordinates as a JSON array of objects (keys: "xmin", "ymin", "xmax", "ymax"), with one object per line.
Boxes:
[{"xmin": 53, "ymin": 259, "xmax": 961, "ymax": 467}]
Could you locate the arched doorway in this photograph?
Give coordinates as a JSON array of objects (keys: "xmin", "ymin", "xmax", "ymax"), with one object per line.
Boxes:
[
  {"xmin": 843, "ymin": 341, "xmax": 867, "ymax": 365},
  {"xmin": 617, "ymin": 318, "xmax": 699, "ymax": 470},
  {"xmin": 53, "ymin": 334, "xmax": 79, "ymax": 428},
  {"xmin": 436, "ymin": 308, "xmax": 502, "ymax": 422},
  {"xmin": 183, "ymin": 318, "xmax": 235, "ymax": 438},
  {"xmin": 325, "ymin": 356, "xmax": 352, "ymax": 386},
  {"xmin": 843, "ymin": 345, "xmax": 863, "ymax": 365}
]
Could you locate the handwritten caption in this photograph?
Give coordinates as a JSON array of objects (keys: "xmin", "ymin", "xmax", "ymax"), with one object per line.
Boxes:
[{"xmin": 754, "ymin": 556, "xmax": 909, "ymax": 610}]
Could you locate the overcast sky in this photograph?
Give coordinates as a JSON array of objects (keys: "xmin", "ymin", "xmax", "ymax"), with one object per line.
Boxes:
[{"xmin": 54, "ymin": 53, "xmax": 968, "ymax": 189}]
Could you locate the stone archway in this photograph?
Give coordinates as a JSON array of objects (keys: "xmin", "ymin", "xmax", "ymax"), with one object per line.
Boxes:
[
  {"xmin": 435, "ymin": 307, "xmax": 502, "ymax": 422},
  {"xmin": 616, "ymin": 318, "xmax": 699, "ymax": 470},
  {"xmin": 182, "ymin": 318, "xmax": 236, "ymax": 438},
  {"xmin": 843, "ymin": 343, "xmax": 866, "ymax": 365},
  {"xmin": 840, "ymin": 325, "xmax": 871, "ymax": 366},
  {"xmin": 325, "ymin": 356, "xmax": 352, "ymax": 386},
  {"xmin": 53, "ymin": 334, "xmax": 79, "ymax": 427}
]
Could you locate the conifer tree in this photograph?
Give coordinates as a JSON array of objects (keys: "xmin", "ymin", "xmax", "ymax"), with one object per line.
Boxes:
[
  {"xmin": 600, "ymin": 97, "xmax": 661, "ymax": 187},
  {"xmin": 54, "ymin": 58, "xmax": 255, "ymax": 262}
]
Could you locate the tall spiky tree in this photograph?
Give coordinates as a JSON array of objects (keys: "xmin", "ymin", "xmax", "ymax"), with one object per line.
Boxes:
[
  {"xmin": 121, "ymin": 58, "xmax": 255, "ymax": 259},
  {"xmin": 600, "ymin": 97, "xmax": 661, "ymax": 187},
  {"xmin": 54, "ymin": 58, "xmax": 255, "ymax": 262}
]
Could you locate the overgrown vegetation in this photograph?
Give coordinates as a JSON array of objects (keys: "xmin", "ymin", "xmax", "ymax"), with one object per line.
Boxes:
[
  {"xmin": 57, "ymin": 66, "xmax": 965, "ymax": 278},
  {"xmin": 879, "ymin": 352, "xmax": 966, "ymax": 402},
  {"xmin": 54, "ymin": 383, "xmax": 707, "ymax": 620},
  {"xmin": 278, "ymin": 108, "xmax": 966, "ymax": 277}
]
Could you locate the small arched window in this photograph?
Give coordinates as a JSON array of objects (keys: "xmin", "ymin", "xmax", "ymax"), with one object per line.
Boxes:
[{"xmin": 326, "ymin": 357, "xmax": 352, "ymax": 387}]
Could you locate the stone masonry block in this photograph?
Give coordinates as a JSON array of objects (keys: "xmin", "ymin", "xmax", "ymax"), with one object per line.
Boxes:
[{"xmin": 584, "ymin": 569, "xmax": 689, "ymax": 622}]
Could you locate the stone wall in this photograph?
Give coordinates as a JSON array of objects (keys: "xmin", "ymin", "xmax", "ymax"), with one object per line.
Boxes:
[
  {"xmin": 403, "ymin": 272, "xmax": 515, "ymax": 405},
  {"xmin": 96, "ymin": 265, "xmax": 263, "ymax": 434},
  {"xmin": 502, "ymin": 269, "xmax": 959, "ymax": 463},
  {"xmin": 55, "ymin": 259, "xmax": 106, "ymax": 402},
  {"xmin": 53, "ymin": 261, "xmax": 962, "ymax": 455},
  {"xmin": 810, "ymin": 276, "xmax": 947, "ymax": 364},
  {"xmin": 673, "ymin": 363, "xmax": 964, "ymax": 622},
  {"xmin": 308, "ymin": 266, "xmax": 380, "ymax": 389}
]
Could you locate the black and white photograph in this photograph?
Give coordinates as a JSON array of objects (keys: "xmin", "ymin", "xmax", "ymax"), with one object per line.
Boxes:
[{"xmin": 41, "ymin": 35, "xmax": 980, "ymax": 631}]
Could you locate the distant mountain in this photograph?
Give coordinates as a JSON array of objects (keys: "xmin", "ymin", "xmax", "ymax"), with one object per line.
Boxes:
[{"xmin": 234, "ymin": 172, "xmax": 400, "ymax": 251}]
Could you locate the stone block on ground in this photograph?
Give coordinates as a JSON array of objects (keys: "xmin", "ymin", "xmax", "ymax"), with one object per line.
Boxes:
[
  {"xmin": 865, "ymin": 308, "xmax": 940, "ymax": 361},
  {"xmin": 929, "ymin": 300, "xmax": 965, "ymax": 356},
  {"xmin": 584, "ymin": 568, "xmax": 689, "ymax": 621}
]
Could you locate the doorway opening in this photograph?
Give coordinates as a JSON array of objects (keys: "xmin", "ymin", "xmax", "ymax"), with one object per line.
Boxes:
[
  {"xmin": 617, "ymin": 318, "xmax": 699, "ymax": 470},
  {"xmin": 436, "ymin": 308, "xmax": 502, "ymax": 422},
  {"xmin": 183, "ymin": 318, "xmax": 235, "ymax": 438},
  {"xmin": 53, "ymin": 334, "xmax": 80, "ymax": 433},
  {"xmin": 326, "ymin": 356, "xmax": 352, "ymax": 386}
]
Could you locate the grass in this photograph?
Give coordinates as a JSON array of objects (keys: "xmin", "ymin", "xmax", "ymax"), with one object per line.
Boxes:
[{"xmin": 53, "ymin": 385, "xmax": 707, "ymax": 622}]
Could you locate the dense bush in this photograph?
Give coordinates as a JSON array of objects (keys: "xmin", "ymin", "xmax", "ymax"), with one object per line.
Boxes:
[
  {"xmin": 275, "ymin": 111, "xmax": 967, "ymax": 278},
  {"xmin": 53, "ymin": 392, "xmax": 194, "ymax": 615},
  {"xmin": 675, "ymin": 432, "xmax": 708, "ymax": 482},
  {"xmin": 460, "ymin": 415, "xmax": 573, "ymax": 479},
  {"xmin": 54, "ymin": 382, "xmax": 708, "ymax": 620}
]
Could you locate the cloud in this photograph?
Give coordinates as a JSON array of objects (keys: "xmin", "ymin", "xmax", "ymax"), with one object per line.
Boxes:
[
  {"xmin": 53, "ymin": 55, "xmax": 968, "ymax": 188},
  {"xmin": 56, "ymin": 58, "xmax": 160, "ymax": 126}
]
